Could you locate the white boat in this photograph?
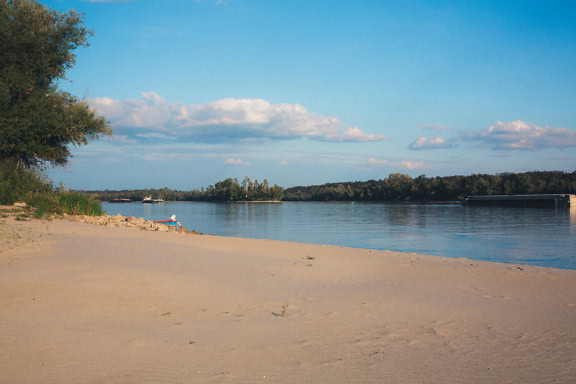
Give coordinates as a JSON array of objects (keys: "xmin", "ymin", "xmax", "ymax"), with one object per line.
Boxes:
[{"xmin": 142, "ymin": 195, "xmax": 164, "ymax": 204}]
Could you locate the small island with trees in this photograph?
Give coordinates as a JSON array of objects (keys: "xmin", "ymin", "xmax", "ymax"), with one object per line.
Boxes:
[{"xmin": 90, "ymin": 177, "xmax": 284, "ymax": 203}]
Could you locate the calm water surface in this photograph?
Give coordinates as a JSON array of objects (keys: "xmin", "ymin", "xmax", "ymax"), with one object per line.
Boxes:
[{"xmin": 102, "ymin": 202, "xmax": 576, "ymax": 270}]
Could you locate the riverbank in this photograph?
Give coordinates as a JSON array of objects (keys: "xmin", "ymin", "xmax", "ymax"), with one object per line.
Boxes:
[{"xmin": 1, "ymin": 214, "xmax": 575, "ymax": 383}]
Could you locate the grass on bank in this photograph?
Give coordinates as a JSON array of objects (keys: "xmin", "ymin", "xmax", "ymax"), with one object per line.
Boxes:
[
  {"xmin": 0, "ymin": 160, "xmax": 104, "ymax": 218},
  {"xmin": 26, "ymin": 191, "xmax": 104, "ymax": 218}
]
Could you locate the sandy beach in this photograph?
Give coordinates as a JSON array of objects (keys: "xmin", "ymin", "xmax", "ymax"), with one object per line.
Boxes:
[{"xmin": 1, "ymin": 214, "xmax": 575, "ymax": 384}]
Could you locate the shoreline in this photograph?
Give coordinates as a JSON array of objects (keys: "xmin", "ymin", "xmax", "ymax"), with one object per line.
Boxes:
[
  {"xmin": 105, "ymin": 200, "xmax": 462, "ymax": 204},
  {"xmin": 1, "ymin": 214, "xmax": 575, "ymax": 383},
  {"xmin": 20, "ymin": 212, "xmax": 576, "ymax": 271},
  {"xmin": 59, "ymin": 213, "xmax": 575, "ymax": 271},
  {"xmin": 97, "ymin": 206, "xmax": 575, "ymax": 271}
]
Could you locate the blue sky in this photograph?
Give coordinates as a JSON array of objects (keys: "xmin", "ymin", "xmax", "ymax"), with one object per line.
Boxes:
[{"xmin": 44, "ymin": 0, "xmax": 576, "ymax": 190}]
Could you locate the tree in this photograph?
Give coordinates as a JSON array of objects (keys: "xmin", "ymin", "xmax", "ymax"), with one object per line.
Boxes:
[
  {"xmin": 0, "ymin": 0, "xmax": 111, "ymax": 169},
  {"xmin": 387, "ymin": 173, "xmax": 413, "ymax": 200}
]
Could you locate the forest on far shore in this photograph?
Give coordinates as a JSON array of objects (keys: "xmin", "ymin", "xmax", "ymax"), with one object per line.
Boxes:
[
  {"xmin": 84, "ymin": 171, "xmax": 576, "ymax": 203},
  {"xmin": 282, "ymin": 171, "xmax": 576, "ymax": 202}
]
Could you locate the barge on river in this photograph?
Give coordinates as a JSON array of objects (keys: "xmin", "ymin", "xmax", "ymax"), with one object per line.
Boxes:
[
  {"xmin": 109, "ymin": 199, "xmax": 132, "ymax": 203},
  {"xmin": 463, "ymin": 194, "xmax": 576, "ymax": 208}
]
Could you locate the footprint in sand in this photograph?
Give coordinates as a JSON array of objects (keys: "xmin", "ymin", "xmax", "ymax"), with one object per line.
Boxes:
[
  {"xmin": 482, "ymin": 295, "xmax": 508, "ymax": 300},
  {"xmin": 206, "ymin": 371, "xmax": 236, "ymax": 381},
  {"xmin": 457, "ymin": 286, "xmax": 486, "ymax": 293},
  {"xmin": 321, "ymin": 358, "xmax": 344, "ymax": 366},
  {"xmin": 296, "ymin": 340, "xmax": 318, "ymax": 348}
]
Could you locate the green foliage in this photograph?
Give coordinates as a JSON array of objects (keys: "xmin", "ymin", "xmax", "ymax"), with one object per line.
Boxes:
[
  {"xmin": 0, "ymin": 158, "xmax": 103, "ymax": 217},
  {"xmin": 0, "ymin": 159, "xmax": 51, "ymax": 204},
  {"xmin": 26, "ymin": 190, "xmax": 103, "ymax": 218},
  {"xmin": 0, "ymin": 0, "xmax": 111, "ymax": 169},
  {"xmin": 283, "ymin": 171, "xmax": 576, "ymax": 202},
  {"xmin": 0, "ymin": 1, "xmax": 108, "ymax": 217},
  {"xmin": 80, "ymin": 171, "xmax": 576, "ymax": 204},
  {"xmin": 24, "ymin": 191, "xmax": 59, "ymax": 218},
  {"xmin": 57, "ymin": 192, "xmax": 103, "ymax": 216},
  {"xmin": 203, "ymin": 177, "xmax": 283, "ymax": 201},
  {"xmin": 88, "ymin": 177, "xmax": 284, "ymax": 202}
]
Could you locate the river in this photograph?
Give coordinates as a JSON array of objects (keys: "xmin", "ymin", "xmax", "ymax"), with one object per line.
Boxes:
[{"xmin": 102, "ymin": 201, "xmax": 576, "ymax": 270}]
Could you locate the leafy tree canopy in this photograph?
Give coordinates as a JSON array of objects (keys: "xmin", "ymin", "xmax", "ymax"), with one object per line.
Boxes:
[
  {"xmin": 0, "ymin": 0, "xmax": 111, "ymax": 169},
  {"xmin": 282, "ymin": 171, "xmax": 576, "ymax": 202}
]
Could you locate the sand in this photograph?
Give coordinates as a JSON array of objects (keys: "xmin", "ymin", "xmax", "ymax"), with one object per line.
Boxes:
[{"xmin": 1, "ymin": 213, "xmax": 575, "ymax": 383}]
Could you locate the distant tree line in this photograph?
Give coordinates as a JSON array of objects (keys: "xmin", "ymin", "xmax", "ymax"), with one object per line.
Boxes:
[
  {"xmin": 85, "ymin": 171, "xmax": 576, "ymax": 204},
  {"xmin": 88, "ymin": 177, "xmax": 283, "ymax": 202},
  {"xmin": 282, "ymin": 171, "xmax": 576, "ymax": 202}
]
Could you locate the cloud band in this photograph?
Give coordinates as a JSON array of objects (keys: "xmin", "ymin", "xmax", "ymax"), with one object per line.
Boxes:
[{"xmin": 88, "ymin": 92, "xmax": 387, "ymax": 143}]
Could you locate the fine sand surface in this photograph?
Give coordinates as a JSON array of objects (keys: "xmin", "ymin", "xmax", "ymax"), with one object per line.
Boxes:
[{"xmin": 1, "ymin": 215, "xmax": 575, "ymax": 384}]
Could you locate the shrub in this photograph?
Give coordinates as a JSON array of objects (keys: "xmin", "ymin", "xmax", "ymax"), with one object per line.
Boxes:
[
  {"xmin": 25, "ymin": 191, "xmax": 61, "ymax": 218},
  {"xmin": 25, "ymin": 190, "xmax": 104, "ymax": 218},
  {"xmin": 0, "ymin": 160, "xmax": 51, "ymax": 205},
  {"xmin": 57, "ymin": 192, "xmax": 103, "ymax": 216},
  {"xmin": 0, "ymin": 159, "xmax": 103, "ymax": 218}
]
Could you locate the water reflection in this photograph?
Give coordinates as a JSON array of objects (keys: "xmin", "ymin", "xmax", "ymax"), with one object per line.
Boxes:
[{"xmin": 385, "ymin": 204, "xmax": 413, "ymax": 227}]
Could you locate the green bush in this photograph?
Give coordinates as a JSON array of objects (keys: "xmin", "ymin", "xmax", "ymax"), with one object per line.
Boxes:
[
  {"xmin": 57, "ymin": 192, "xmax": 103, "ymax": 216},
  {"xmin": 0, "ymin": 160, "xmax": 52, "ymax": 205},
  {"xmin": 25, "ymin": 191, "xmax": 104, "ymax": 218},
  {"xmin": 24, "ymin": 191, "xmax": 60, "ymax": 218},
  {"xmin": 1, "ymin": 159, "xmax": 103, "ymax": 218}
]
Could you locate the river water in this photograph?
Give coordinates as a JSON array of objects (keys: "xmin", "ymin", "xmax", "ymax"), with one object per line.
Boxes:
[{"xmin": 102, "ymin": 202, "xmax": 576, "ymax": 270}]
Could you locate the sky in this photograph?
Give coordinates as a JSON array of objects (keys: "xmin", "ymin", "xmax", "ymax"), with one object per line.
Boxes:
[{"xmin": 43, "ymin": 0, "xmax": 576, "ymax": 190}]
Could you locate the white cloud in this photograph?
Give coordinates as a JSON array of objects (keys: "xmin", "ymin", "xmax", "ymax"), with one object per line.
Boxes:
[
  {"xmin": 102, "ymin": 135, "xmax": 138, "ymax": 144},
  {"xmin": 322, "ymin": 127, "xmax": 387, "ymax": 142},
  {"xmin": 465, "ymin": 120, "xmax": 576, "ymax": 150},
  {"xmin": 135, "ymin": 133, "xmax": 175, "ymax": 140},
  {"xmin": 225, "ymin": 158, "xmax": 250, "ymax": 165},
  {"xmin": 368, "ymin": 158, "xmax": 430, "ymax": 169},
  {"xmin": 88, "ymin": 93, "xmax": 386, "ymax": 143},
  {"xmin": 391, "ymin": 160, "xmax": 430, "ymax": 170},
  {"xmin": 408, "ymin": 136, "xmax": 454, "ymax": 150},
  {"xmin": 368, "ymin": 158, "xmax": 390, "ymax": 165}
]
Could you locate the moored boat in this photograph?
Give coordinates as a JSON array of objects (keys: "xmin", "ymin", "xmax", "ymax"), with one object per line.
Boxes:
[
  {"xmin": 142, "ymin": 195, "xmax": 164, "ymax": 204},
  {"xmin": 153, "ymin": 215, "xmax": 181, "ymax": 228},
  {"xmin": 109, "ymin": 198, "xmax": 132, "ymax": 203}
]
